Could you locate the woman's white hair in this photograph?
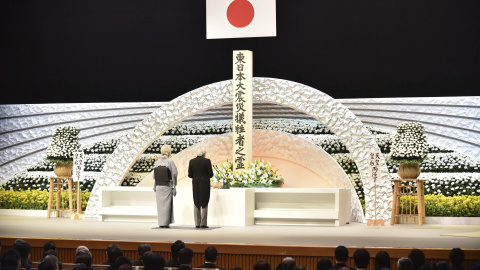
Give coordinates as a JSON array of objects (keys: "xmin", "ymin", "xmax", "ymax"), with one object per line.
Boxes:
[
  {"xmin": 197, "ymin": 147, "xmax": 206, "ymax": 157},
  {"xmin": 161, "ymin": 145, "xmax": 172, "ymax": 156}
]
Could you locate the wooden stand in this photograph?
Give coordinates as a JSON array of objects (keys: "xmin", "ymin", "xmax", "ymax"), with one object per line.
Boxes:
[
  {"xmin": 47, "ymin": 177, "xmax": 83, "ymax": 218},
  {"xmin": 390, "ymin": 178, "xmax": 428, "ymax": 226}
]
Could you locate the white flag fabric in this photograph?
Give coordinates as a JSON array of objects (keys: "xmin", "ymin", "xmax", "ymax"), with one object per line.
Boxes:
[{"xmin": 206, "ymin": 0, "xmax": 276, "ymax": 39}]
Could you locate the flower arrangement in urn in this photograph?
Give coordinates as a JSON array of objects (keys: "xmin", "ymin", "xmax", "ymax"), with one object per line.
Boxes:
[
  {"xmin": 46, "ymin": 126, "xmax": 80, "ymax": 177},
  {"xmin": 389, "ymin": 122, "xmax": 429, "ymax": 179}
]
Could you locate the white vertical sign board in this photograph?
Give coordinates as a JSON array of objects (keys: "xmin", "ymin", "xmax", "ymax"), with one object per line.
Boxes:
[
  {"xmin": 368, "ymin": 151, "xmax": 382, "ymax": 185},
  {"xmin": 73, "ymin": 152, "xmax": 84, "ymax": 182},
  {"xmin": 232, "ymin": 50, "xmax": 253, "ymax": 171}
]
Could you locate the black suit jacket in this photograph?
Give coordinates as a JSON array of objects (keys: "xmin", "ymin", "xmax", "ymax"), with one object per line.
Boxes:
[{"xmin": 188, "ymin": 156, "xmax": 214, "ymax": 208}]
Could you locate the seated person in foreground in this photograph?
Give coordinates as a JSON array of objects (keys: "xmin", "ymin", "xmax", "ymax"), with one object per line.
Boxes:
[
  {"xmin": 196, "ymin": 246, "xmax": 225, "ymax": 270},
  {"xmin": 178, "ymin": 248, "xmax": 194, "ymax": 270}
]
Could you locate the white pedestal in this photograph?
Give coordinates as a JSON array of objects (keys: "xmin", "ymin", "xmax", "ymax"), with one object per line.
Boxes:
[
  {"xmin": 98, "ymin": 186, "xmax": 255, "ymax": 226},
  {"xmin": 98, "ymin": 187, "xmax": 350, "ymax": 226}
]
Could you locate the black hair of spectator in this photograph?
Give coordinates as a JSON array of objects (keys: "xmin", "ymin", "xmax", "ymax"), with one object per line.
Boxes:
[
  {"xmin": 73, "ymin": 263, "xmax": 90, "ymax": 270},
  {"xmin": 469, "ymin": 262, "xmax": 480, "ymax": 270},
  {"xmin": 143, "ymin": 253, "xmax": 165, "ymax": 270},
  {"xmin": 317, "ymin": 257, "xmax": 333, "ymax": 270},
  {"xmin": 398, "ymin": 257, "xmax": 414, "ymax": 270},
  {"xmin": 276, "ymin": 263, "xmax": 290, "ymax": 270},
  {"xmin": 449, "ymin": 248, "xmax": 465, "ymax": 268},
  {"xmin": 107, "ymin": 245, "xmax": 123, "ymax": 265},
  {"xmin": 409, "ymin": 249, "xmax": 426, "ymax": 270},
  {"xmin": 254, "ymin": 259, "xmax": 271, "ymax": 270},
  {"xmin": 137, "ymin": 243, "xmax": 152, "ymax": 257},
  {"xmin": 2, "ymin": 254, "xmax": 20, "ymax": 270},
  {"xmin": 43, "ymin": 242, "xmax": 57, "ymax": 252},
  {"xmin": 335, "ymin": 246, "xmax": 349, "ymax": 262},
  {"xmin": 282, "ymin": 257, "xmax": 296, "ymax": 270},
  {"xmin": 142, "ymin": 251, "xmax": 155, "ymax": 270},
  {"xmin": 43, "ymin": 255, "xmax": 58, "ymax": 268},
  {"xmin": 293, "ymin": 266, "xmax": 306, "ymax": 270},
  {"xmin": 112, "ymin": 256, "xmax": 132, "ymax": 270},
  {"xmin": 118, "ymin": 264, "xmax": 133, "ymax": 270},
  {"xmin": 205, "ymin": 246, "xmax": 219, "ymax": 263},
  {"xmin": 436, "ymin": 261, "xmax": 449, "ymax": 270},
  {"xmin": 353, "ymin": 249, "xmax": 370, "ymax": 269},
  {"xmin": 171, "ymin": 240, "xmax": 186, "ymax": 258},
  {"xmin": 178, "ymin": 248, "xmax": 194, "ymax": 265},
  {"xmin": 421, "ymin": 262, "xmax": 437, "ymax": 270},
  {"xmin": 75, "ymin": 254, "xmax": 92, "ymax": 269},
  {"xmin": 375, "ymin": 251, "xmax": 391, "ymax": 270},
  {"xmin": 44, "ymin": 250, "xmax": 58, "ymax": 259},
  {"xmin": 39, "ymin": 261, "xmax": 57, "ymax": 270},
  {"xmin": 231, "ymin": 268, "xmax": 243, "ymax": 270},
  {"xmin": 14, "ymin": 239, "xmax": 32, "ymax": 261}
]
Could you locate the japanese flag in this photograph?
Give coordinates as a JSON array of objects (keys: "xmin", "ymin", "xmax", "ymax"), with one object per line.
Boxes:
[{"xmin": 206, "ymin": 0, "xmax": 276, "ymax": 39}]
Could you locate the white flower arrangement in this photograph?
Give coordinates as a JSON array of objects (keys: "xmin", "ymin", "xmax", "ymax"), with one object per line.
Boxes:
[
  {"xmin": 389, "ymin": 122, "xmax": 429, "ymax": 164},
  {"xmin": 211, "ymin": 159, "xmax": 283, "ymax": 188},
  {"xmin": 46, "ymin": 126, "xmax": 80, "ymax": 164}
]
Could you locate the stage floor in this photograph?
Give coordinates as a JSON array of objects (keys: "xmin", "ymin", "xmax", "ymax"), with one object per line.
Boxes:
[{"xmin": 1, "ymin": 216, "xmax": 479, "ymax": 249}]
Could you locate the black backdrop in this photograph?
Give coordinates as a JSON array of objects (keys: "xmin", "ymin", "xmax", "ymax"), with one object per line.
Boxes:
[{"xmin": 1, "ymin": 0, "xmax": 479, "ymax": 104}]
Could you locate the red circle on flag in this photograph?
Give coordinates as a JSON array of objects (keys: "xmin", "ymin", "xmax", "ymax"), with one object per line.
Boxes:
[{"xmin": 227, "ymin": 0, "xmax": 255, "ymax": 28}]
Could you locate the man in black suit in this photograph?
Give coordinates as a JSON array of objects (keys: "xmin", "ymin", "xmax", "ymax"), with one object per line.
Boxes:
[
  {"xmin": 188, "ymin": 148, "xmax": 214, "ymax": 228},
  {"xmin": 196, "ymin": 246, "xmax": 225, "ymax": 270}
]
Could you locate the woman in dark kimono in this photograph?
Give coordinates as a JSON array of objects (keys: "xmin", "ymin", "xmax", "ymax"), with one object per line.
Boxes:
[{"xmin": 153, "ymin": 145, "xmax": 178, "ymax": 228}]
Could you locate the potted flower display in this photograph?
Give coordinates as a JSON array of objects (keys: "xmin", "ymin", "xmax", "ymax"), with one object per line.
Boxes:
[
  {"xmin": 389, "ymin": 122, "xmax": 429, "ymax": 179},
  {"xmin": 46, "ymin": 126, "xmax": 80, "ymax": 177}
]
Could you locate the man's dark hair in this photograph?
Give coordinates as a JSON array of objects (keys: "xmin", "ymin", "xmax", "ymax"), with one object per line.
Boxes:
[
  {"xmin": 436, "ymin": 261, "xmax": 449, "ymax": 270},
  {"xmin": 335, "ymin": 246, "xmax": 349, "ymax": 262},
  {"xmin": 254, "ymin": 259, "xmax": 271, "ymax": 270},
  {"xmin": 43, "ymin": 249, "xmax": 58, "ymax": 259},
  {"xmin": 409, "ymin": 249, "xmax": 426, "ymax": 270},
  {"xmin": 205, "ymin": 246, "xmax": 219, "ymax": 262},
  {"xmin": 138, "ymin": 243, "xmax": 152, "ymax": 257},
  {"xmin": 112, "ymin": 256, "xmax": 131, "ymax": 270},
  {"xmin": 118, "ymin": 264, "xmax": 132, "ymax": 270},
  {"xmin": 276, "ymin": 263, "xmax": 290, "ymax": 270},
  {"xmin": 43, "ymin": 255, "xmax": 59, "ymax": 268},
  {"xmin": 107, "ymin": 244, "xmax": 123, "ymax": 264},
  {"xmin": 171, "ymin": 240, "xmax": 185, "ymax": 258},
  {"xmin": 43, "ymin": 241, "xmax": 57, "ymax": 252},
  {"xmin": 178, "ymin": 248, "xmax": 194, "ymax": 265},
  {"xmin": 317, "ymin": 257, "xmax": 333, "ymax": 270},
  {"xmin": 2, "ymin": 249, "xmax": 21, "ymax": 269},
  {"xmin": 375, "ymin": 251, "xmax": 391, "ymax": 270},
  {"xmin": 39, "ymin": 261, "xmax": 57, "ymax": 270},
  {"xmin": 143, "ymin": 253, "xmax": 165, "ymax": 270},
  {"xmin": 398, "ymin": 258, "xmax": 414, "ymax": 270},
  {"xmin": 13, "ymin": 239, "xmax": 32, "ymax": 261},
  {"xmin": 353, "ymin": 249, "xmax": 370, "ymax": 269},
  {"xmin": 73, "ymin": 263, "xmax": 90, "ymax": 270},
  {"xmin": 75, "ymin": 254, "xmax": 92, "ymax": 269},
  {"xmin": 282, "ymin": 257, "xmax": 296, "ymax": 270},
  {"xmin": 420, "ymin": 262, "xmax": 437, "ymax": 270},
  {"xmin": 293, "ymin": 266, "xmax": 306, "ymax": 270},
  {"xmin": 449, "ymin": 248, "xmax": 465, "ymax": 267}
]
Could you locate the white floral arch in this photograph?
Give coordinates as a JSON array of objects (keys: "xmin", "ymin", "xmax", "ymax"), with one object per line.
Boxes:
[{"xmin": 85, "ymin": 77, "xmax": 392, "ymax": 222}]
